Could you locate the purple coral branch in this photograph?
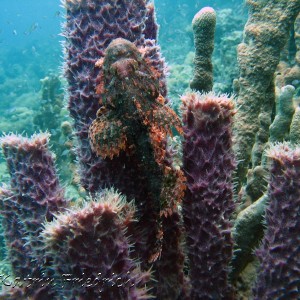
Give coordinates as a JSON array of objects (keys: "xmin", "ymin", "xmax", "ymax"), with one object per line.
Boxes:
[
  {"xmin": 182, "ymin": 92, "xmax": 235, "ymax": 299},
  {"xmin": 0, "ymin": 133, "xmax": 68, "ymax": 298},
  {"xmin": 253, "ymin": 143, "xmax": 300, "ymax": 299}
]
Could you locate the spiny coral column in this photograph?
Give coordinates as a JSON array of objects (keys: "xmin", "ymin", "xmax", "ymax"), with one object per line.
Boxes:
[
  {"xmin": 182, "ymin": 92, "xmax": 235, "ymax": 299},
  {"xmin": 0, "ymin": 133, "xmax": 68, "ymax": 298},
  {"xmin": 234, "ymin": 0, "xmax": 300, "ymax": 190},
  {"xmin": 42, "ymin": 189, "xmax": 151, "ymax": 300},
  {"xmin": 253, "ymin": 143, "xmax": 300, "ymax": 299},
  {"xmin": 63, "ymin": 0, "xmax": 167, "ymax": 194},
  {"xmin": 190, "ymin": 7, "xmax": 216, "ymax": 92},
  {"xmin": 0, "ymin": 188, "xmax": 28, "ymax": 278}
]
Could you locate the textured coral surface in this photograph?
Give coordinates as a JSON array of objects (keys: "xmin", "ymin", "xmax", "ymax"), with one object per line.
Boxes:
[
  {"xmin": 42, "ymin": 189, "xmax": 152, "ymax": 300},
  {"xmin": 234, "ymin": 0, "xmax": 300, "ymax": 189},
  {"xmin": 190, "ymin": 7, "xmax": 216, "ymax": 92},
  {"xmin": 0, "ymin": 134, "xmax": 68, "ymax": 298},
  {"xmin": 182, "ymin": 92, "xmax": 235, "ymax": 299},
  {"xmin": 253, "ymin": 144, "xmax": 300, "ymax": 299},
  {"xmin": 0, "ymin": 188, "xmax": 28, "ymax": 278}
]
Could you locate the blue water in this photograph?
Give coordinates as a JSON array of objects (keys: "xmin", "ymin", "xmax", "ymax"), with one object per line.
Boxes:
[
  {"xmin": 0, "ymin": 0, "xmax": 63, "ymax": 121},
  {"xmin": 0, "ymin": 0, "xmax": 245, "ymax": 138},
  {"xmin": 0, "ymin": 0, "xmax": 62, "ymax": 47},
  {"xmin": 0, "ymin": 0, "xmax": 242, "ymax": 70}
]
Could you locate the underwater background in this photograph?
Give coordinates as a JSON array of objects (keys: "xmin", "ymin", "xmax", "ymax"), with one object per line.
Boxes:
[
  {"xmin": 0, "ymin": 0, "xmax": 299, "ymax": 299},
  {"xmin": 0, "ymin": 0, "xmax": 244, "ymax": 135}
]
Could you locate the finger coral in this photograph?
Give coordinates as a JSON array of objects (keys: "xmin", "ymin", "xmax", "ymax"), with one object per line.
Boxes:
[{"xmin": 190, "ymin": 7, "xmax": 216, "ymax": 92}]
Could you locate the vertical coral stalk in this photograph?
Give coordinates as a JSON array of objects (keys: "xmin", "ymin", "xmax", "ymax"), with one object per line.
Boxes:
[
  {"xmin": 190, "ymin": 7, "xmax": 216, "ymax": 92},
  {"xmin": 0, "ymin": 188, "xmax": 29, "ymax": 278},
  {"xmin": 234, "ymin": 0, "xmax": 300, "ymax": 189},
  {"xmin": 269, "ymin": 85, "xmax": 295, "ymax": 142},
  {"xmin": 182, "ymin": 92, "xmax": 235, "ymax": 299},
  {"xmin": 0, "ymin": 134, "xmax": 68, "ymax": 298},
  {"xmin": 253, "ymin": 143, "xmax": 300, "ymax": 299}
]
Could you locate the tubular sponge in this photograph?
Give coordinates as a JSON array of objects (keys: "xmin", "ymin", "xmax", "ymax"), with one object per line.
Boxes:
[
  {"xmin": 190, "ymin": 7, "xmax": 216, "ymax": 92},
  {"xmin": 182, "ymin": 92, "xmax": 235, "ymax": 299},
  {"xmin": 253, "ymin": 143, "xmax": 300, "ymax": 299}
]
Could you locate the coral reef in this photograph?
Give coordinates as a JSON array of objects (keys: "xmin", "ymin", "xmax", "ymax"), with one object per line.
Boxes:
[
  {"xmin": 0, "ymin": 35, "xmax": 64, "ymax": 137},
  {"xmin": 33, "ymin": 74, "xmax": 64, "ymax": 135},
  {"xmin": 0, "ymin": 34, "xmax": 186, "ymax": 297},
  {"xmin": 190, "ymin": 7, "xmax": 216, "ymax": 92},
  {"xmin": 1, "ymin": 0, "xmax": 300, "ymax": 299},
  {"xmin": 166, "ymin": 6, "xmax": 246, "ymax": 111},
  {"xmin": 253, "ymin": 143, "xmax": 300, "ymax": 299},
  {"xmin": 182, "ymin": 92, "xmax": 235, "ymax": 299},
  {"xmin": 243, "ymin": 86, "xmax": 296, "ymax": 208},
  {"xmin": 234, "ymin": 0, "xmax": 300, "ymax": 189},
  {"xmin": 231, "ymin": 4, "xmax": 300, "ymax": 287},
  {"xmin": 212, "ymin": 7, "xmax": 245, "ymax": 93},
  {"xmin": 233, "ymin": 10, "xmax": 300, "ymax": 273},
  {"xmin": 166, "ymin": 53, "xmax": 194, "ymax": 113},
  {"xmin": 33, "ymin": 75, "xmax": 76, "ymax": 185}
]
